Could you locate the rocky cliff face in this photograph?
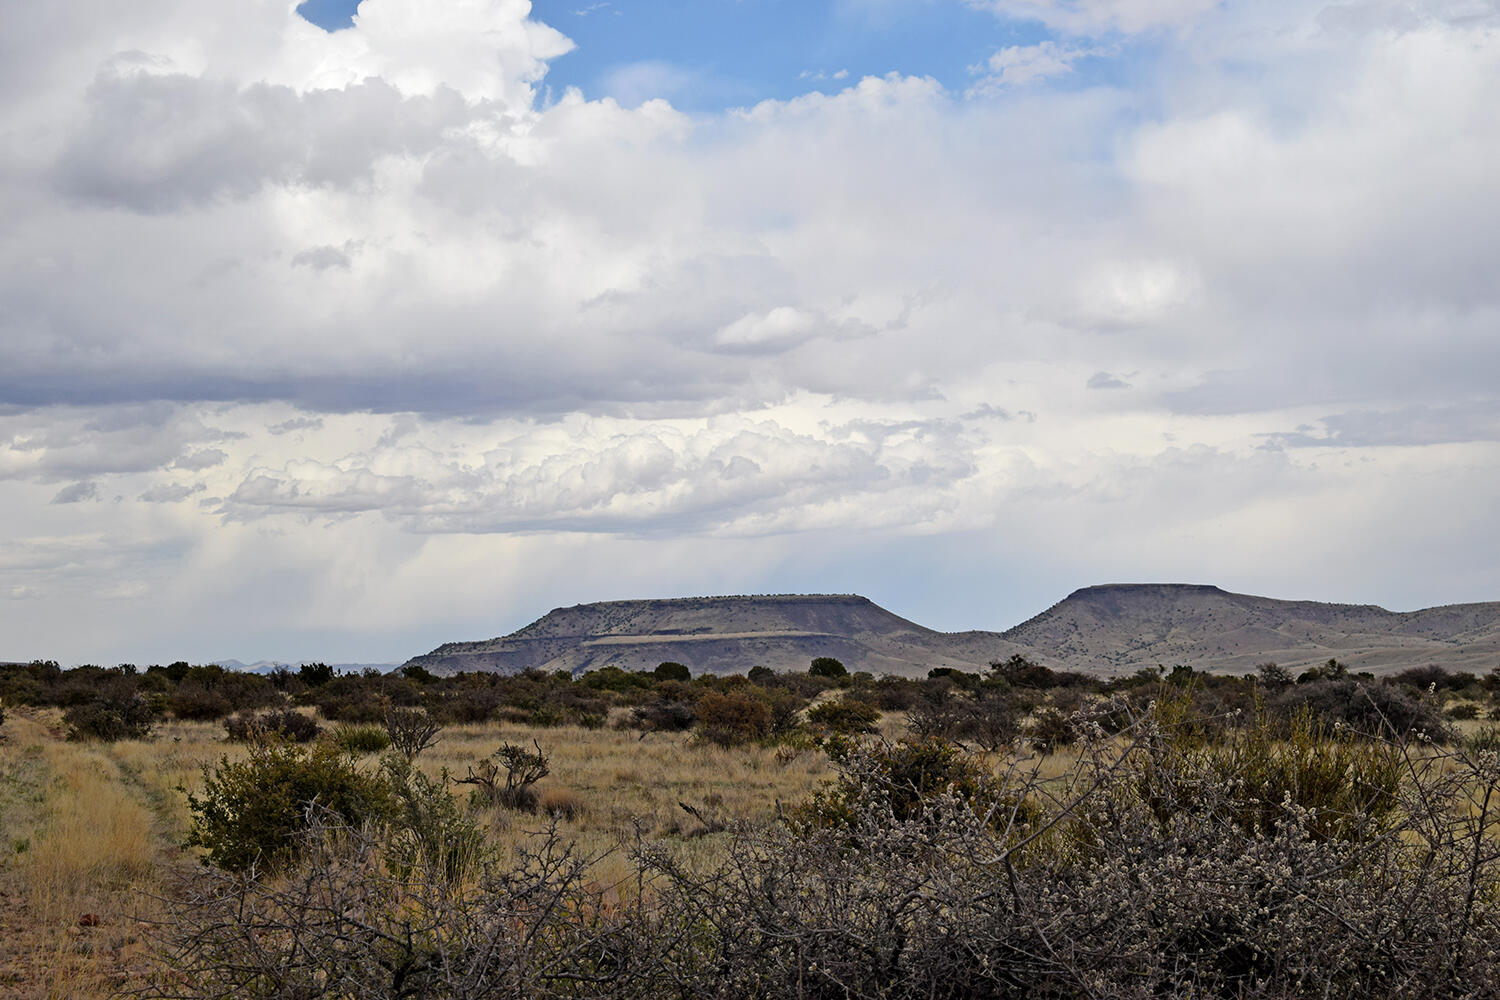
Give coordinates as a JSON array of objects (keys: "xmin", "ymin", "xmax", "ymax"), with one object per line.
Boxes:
[{"xmin": 403, "ymin": 585, "xmax": 1500, "ymax": 678}]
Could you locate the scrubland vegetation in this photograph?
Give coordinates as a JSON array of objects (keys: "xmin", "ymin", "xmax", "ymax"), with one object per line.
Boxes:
[{"xmin": 2, "ymin": 654, "xmax": 1500, "ymax": 996}]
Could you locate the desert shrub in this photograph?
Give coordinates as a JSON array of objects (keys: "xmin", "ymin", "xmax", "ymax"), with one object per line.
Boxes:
[
  {"xmin": 152, "ymin": 820, "xmax": 658, "ymax": 1000},
  {"xmin": 1137, "ymin": 706, "xmax": 1403, "ymax": 843},
  {"xmin": 1277, "ymin": 678, "xmax": 1451, "ymax": 741},
  {"xmin": 808, "ymin": 656, "xmax": 847, "ymax": 679},
  {"xmin": 905, "ymin": 688, "xmax": 965, "ymax": 741},
  {"xmin": 537, "ymin": 786, "xmax": 585, "ymax": 822},
  {"xmin": 224, "ymin": 708, "xmax": 322, "ymax": 744},
  {"xmin": 953, "ymin": 692, "xmax": 1019, "ymax": 751},
  {"xmin": 186, "ymin": 741, "xmax": 392, "ymax": 872},
  {"xmin": 63, "ymin": 692, "xmax": 159, "ymax": 741},
  {"xmin": 154, "ymin": 699, "xmax": 1500, "ymax": 1000},
  {"xmin": 806, "ymin": 697, "xmax": 881, "ymax": 735},
  {"xmin": 794, "ymin": 736, "xmax": 1012, "ymax": 832},
  {"xmin": 167, "ymin": 683, "xmax": 233, "ymax": 721},
  {"xmin": 989, "ymin": 653, "xmax": 1090, "ymax": 689},
  {"xmin": 1026, "ymin": 706, "xmax": 1076, "ymax": 752},
  {"xmin": 327, "ymin": 723, "xmax": 391, "ymax": 755},
  {"xmin": 1450, "ymin": 701, "xmax": 1481, "ymax": 720},
  {"xmin": 629, "ymin": 698, "xmax": 697, "ymax": 732},
  {"xmin": 696, "ymin": 690, "xmax": 772, "ymax": 747},
  {"xmin": 747, "ymin": 665, "xmax": 775, "ymax": 684},
  {"xmin": 654, "ymin": 661, "xmax": 691, "ymax": 682},
  {"xmin": 579, "ymin": 665, "xmax": 652, "ymax": 692},
  {"xmin": 1391, "ymin": 664, "xmax": 1475, "ymax": 693},
  {"xmin": 379, "ymin": 754, "xmax": 487, "ymax": 882},
  {"xmin": 870, "ymin": 675, "xmax": 923, "ymax": 711},
  {"xmin": 458, "ymin": 741, "xmax": 550, "ymax": 813},
  {"xmin": 1256, "ymin": 661, "xmax": 1295, "ymax": 689},
  {"xmin": 383, "ymin": 706, "xmax": 440, "ymax": 761}
]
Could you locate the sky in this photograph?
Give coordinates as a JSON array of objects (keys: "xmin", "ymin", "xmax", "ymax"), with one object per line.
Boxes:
[{"xmin": 2, "ymin": 0, "xmax": 1499, "ymax": 667}]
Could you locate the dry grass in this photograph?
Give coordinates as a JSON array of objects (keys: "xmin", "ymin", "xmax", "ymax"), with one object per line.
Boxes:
[{"xmin": 0, "ymin": 710, "xmax": 839, "ymax": 999}]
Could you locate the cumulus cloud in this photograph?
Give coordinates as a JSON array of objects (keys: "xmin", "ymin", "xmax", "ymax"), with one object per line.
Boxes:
[
  {"xmin": 2, "ymin": 0, "xmax": 1498, "ymax": 662},
  {"xmin": 217, "ymin": 414, "xmax": 977, "ymax": 537}
]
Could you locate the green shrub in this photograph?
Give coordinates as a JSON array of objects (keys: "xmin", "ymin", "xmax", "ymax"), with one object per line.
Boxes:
[
  {"xmin": 654, "ymin": 661, "xmax": 691, "ymax": 682},
  {"xmin": 186, "ymin": 741, "xmax": 392, "ymax": 872},
  {"xmin": 809, "ymin": 657, "xmax": 848, "ymax": 679},
  {"xmin": 380, "ymin": 754, "xmax": 487, "ymax": 882},
  {"xmin": 806, "ymin": 698, "xmax": 881, "ymax": 735},
  {"xmin": 327, "ymin": 723, "xmax": 392, "ymax": 755},
  {"xmin": 64, "ymin": 693, "xmax": 159, "ymax": 742}
]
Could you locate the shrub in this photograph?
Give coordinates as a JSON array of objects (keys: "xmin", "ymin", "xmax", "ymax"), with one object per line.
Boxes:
[
  {"xmin": 224, "ymin": 709, "xmax": 322, "ymax": 744},
  {"xmin": 186, "ymin": 741, "xmax": 392, "ymax": 872},
  {"xmin": 458, "ymin": 741, "xmax": 550, "ymax": 813},
  {"xmin": 806, "ymin": 698, "xmax": 881, "ymax": 735},
  {"xmin": 537, "ymin": 786, "xmax": 585, "ymax": 822},
  {"xmin": 654, "ymin": 661, "xmax": 691, "ymax": 682},
  {"xmin": 809, "ymin": 656, "xmax": 848, "ymax": 679},
  {"xmin": 383, "ymin": 706, "xmax": 440, "ymax": 762},
  {"xmin": 1449, "ymin": 702, "xmax": 1481, "ymax": 721},
  {"xmin": 696, "ymin": 690, "xmax": 772, "ymax": 747},
  {"xmin": 64, "ymin": 693, "xmax": 159, "ymax": 741},
  {"xmin": 1276, "ymin": 678, "xmax": 1451, "ymax": 741},
  {"xmin": 380, "ymin": 754, "xmax": 487, "ymax": 882},
  {"xmin": 630, "ymin": 699, "xmax": 697, "ymax": 732},
  {"xmin": 327, "ymin": 723, "xmax": 392, "ymax": 755},
  {"xmin": 1027, "ymin": 707, "xmax": 1076, "ymax": 753},
  {"xmin": 794, "ymin": 736, "xmax": 1017, "ymax": 832}
]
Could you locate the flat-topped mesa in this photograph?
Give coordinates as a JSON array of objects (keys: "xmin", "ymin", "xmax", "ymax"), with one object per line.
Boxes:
[
  {"xmin": 402, "ymin": 584, "xmax": 1500, "ymax": 681},
  {"xmin": 402, "ymin": 593, "xmax": 1030, "ymax": 679}
]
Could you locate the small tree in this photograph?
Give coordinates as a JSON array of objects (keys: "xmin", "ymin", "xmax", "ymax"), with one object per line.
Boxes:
[{"xmin": 809, "ymin": 657, "xmax": 848, "ymax": 679}]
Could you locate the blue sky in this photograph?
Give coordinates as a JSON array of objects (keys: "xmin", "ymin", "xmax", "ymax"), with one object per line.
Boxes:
[
  {"xmin": 298, "ymin": 0, "xmax": 1078, "ymax": 109},
  {"xmin": 4, "ymin": 0, "xmax": 1500, "ymax": 665}
]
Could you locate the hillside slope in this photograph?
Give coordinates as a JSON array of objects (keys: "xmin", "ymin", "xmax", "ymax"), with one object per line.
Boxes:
[{"xmin": 1004, "ymin": 583, "xmax": 1500, "ymax": 675}]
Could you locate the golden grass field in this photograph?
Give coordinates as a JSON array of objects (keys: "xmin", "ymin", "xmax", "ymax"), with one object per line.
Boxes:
[{"xmin": 0, "ymin": 707, "xmax": 863, "ymax": 999}]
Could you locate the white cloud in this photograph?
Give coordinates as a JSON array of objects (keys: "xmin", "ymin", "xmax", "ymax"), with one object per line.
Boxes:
[
  {"xmin": 1, "ymin": 0, "xmax": 1498, "ymax": 662},
  {"xmin": 969, "ymin": 40, "xmax": 1104, "ymax": 90},
  {"xmin": 967, "ymin": 0, "xmax": 1220, "ymax": 35}
]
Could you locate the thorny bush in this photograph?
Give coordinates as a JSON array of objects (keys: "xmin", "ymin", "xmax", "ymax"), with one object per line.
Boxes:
[{"xmin": 153, "ymin": 698, "xmax": 1500, "ymax": 999}]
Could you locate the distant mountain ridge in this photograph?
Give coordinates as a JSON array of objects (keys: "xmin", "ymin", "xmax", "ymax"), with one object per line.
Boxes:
[
  {"xmin": 402, "ymin": 585, "xmax": 1500, "ymax": 678},
  {"xmin": 1005, "ymin": 584, "xmax": 1500, "ymax": 675}
]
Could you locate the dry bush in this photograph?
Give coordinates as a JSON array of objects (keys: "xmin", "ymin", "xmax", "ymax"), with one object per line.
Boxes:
[
  {"xmin": 695, "ymin": 690, "xmax": 771, "ymax": 747},
  {"xmin": 149, "ymin": 702, "xmax": 1500, "ymax": 999},
  {"xmin": 223, "ymin": 709, "xmax": 321, "ymax": 744},
  {"xmin": 383, "ymin": 705, "xmax": 441, "ymax": 762},
  {"xmin": 457, "ymin": 740, "xmax": 551, "ymax": 812}
]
